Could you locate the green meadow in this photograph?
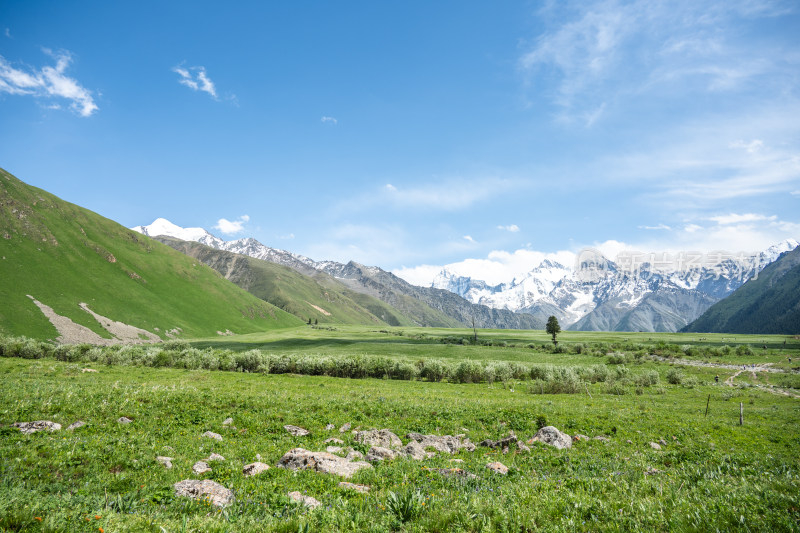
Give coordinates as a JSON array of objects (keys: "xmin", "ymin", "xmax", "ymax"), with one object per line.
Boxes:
[{"xmin": 1, "ymin": 327, "xmax": 799, "ymax": 531}]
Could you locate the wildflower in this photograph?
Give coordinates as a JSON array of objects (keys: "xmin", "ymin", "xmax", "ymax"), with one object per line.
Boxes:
[
  {"xmin": 34, "ymin": 517, "xmax": 42, "ymax": 521},
  {"xmin": 95, "ymin": 515, "xmax": 101, "ymax": 520},
  {"xmin": 99, "ymin": 528, "xmax": 104, "ymax": 533}
]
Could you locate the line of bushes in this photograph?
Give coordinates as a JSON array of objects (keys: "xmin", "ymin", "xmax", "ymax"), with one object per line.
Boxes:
[{"xmin": 0, "ymin": 335, "xmax": 674, "ymax": 392}]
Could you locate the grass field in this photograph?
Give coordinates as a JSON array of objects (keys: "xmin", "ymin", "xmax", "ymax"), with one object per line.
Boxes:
[{"xmin": 1, "ymin": 327, "xmax": 799, "ymax": 531}]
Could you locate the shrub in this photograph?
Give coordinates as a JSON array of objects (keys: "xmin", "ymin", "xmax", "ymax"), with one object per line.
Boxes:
[
  {"xmin": 607, "ymin": 353, "xmax": 627, "ymax": 365},
  {"xmin": 453, "ymin": 361, "xmax": 484, "ymax": 384},
  {"xmin": 633, "ymin": 370, "xmax": 660, "ymax": 387},
  {"xmin": 666, "ymin": 368, "xmax": 684, "ymax": 385},
  {"xmin": 419, "ymin": 359, "xmax": 448, "ymax": 382},
  {"xmin": 736, "ymin": 345, "xmax": 753, "ymax": 356}
]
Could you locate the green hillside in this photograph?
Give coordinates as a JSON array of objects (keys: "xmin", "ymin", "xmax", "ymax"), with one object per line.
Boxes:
[
  {"xmin": 0, "ymin": 168, "xmax": 302, "ymax": 340},
  {"xmin": 157, "ymin": 237, "xmax": 418, "ymax": 326},
  {"xmin": 683, "ymin": 246, "xmax": 800, "ymax": 334}
]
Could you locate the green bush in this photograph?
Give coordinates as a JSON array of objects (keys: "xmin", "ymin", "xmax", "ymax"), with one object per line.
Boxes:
[{"xmin": 666, "ymin": 368, "xmax": 684, "ymax": 385}]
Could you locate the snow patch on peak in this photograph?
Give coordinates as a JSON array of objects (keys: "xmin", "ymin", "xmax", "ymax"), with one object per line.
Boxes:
[{"xmin": 132, "ymin": 218, "xmax": 219, "ymax": 245}]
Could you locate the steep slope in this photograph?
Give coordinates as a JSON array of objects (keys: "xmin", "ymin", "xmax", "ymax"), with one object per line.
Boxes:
[
  {"xmin": 156, "ymin": 237, "xmax": 417, "ymax": 326},
  {"xmin": 683, "ymin": 246, "xmax": 800, "ymax": 334},
  {"xmin": 0, "ymin": 168, "xmax": 302, "ymax": 340}
]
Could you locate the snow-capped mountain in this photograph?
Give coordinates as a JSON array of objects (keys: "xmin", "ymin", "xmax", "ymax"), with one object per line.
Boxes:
[
  {"xmin": 431, "ymin": 239, "xmax": 799, "ymax": 331},
  {"xmin": 132, "ymin": 218, "xmax": 225, "ymax": 248}
]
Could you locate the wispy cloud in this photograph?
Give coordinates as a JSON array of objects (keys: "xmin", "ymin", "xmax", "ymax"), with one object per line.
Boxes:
[
  {"xmin": 463, "ymin": 235, "xmax": 476, "ymax": 243},
  {"xmin": 638, "ymin": 223, "xmax": 672, "ymax": 231},
  {"xmin": 521, "ymin": 0, "xmax": 797, "ymax": 123},
  {"xmin": 708, "ymin": 213, "xmax": 776, "ymax": 225},
  {"xmin": 378, "ymin": 178, "xmax": 516, "ymax": 211},
  {"xmin": 321, "ymin": 116, "xmax": 337, "ymax": 125},
  {"xmin": 0, "ymin": 49, "xmax": 97, "ymax": 116},
  {"xmin": 497, "ymin": 224, "xmax": 520, "ymax": 232},
  {"xmin": 4, "ymin": 28, "xmax": 10, "ymax": 39},
  {"xmin": 214, "ymin": 215, "xmax": 249, "ymax": 235},
  {"xmin": 172, "ymin": 64, "xmax": 218, "ymax": 99}
]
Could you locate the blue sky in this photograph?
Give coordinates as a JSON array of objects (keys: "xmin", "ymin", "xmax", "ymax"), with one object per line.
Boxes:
[{"xmin": 1, "ymin": 0, "xmax": 799, "ymax": 284}]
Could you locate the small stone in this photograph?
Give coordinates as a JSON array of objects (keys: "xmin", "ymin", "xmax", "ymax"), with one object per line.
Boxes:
[
  {"xmin": 222, "ymin": 417, "xmax": 233, "ymax": 426},
  {"xmin": 486, "ymin": 461, "xmax": 509, "ymax": 475},
  {"xmin": 645, "ymin": 468, "xmax": 662, "ymax": 475},
  {"xmin": 243, "ymin": 462, "xmax": 270, "ymax": 477},
  {"xmin": 626, "ymin": 439, "xmax": 633, "ymax": 444},
  {"xmin": 325, "ymin": 423, "xmax": 336, "ymax": 431},
  {"xmin": 117, "ymin": 417, "xmax": 133, "ymax": 425},
  {"xmin": 528, "ymin": 426, "xmax": 572, "ymax": 450},
  {"xmin": 326, "ymin": 446, "xmax": 344, "ymax": 453},
  {"xmin": 206, "ymin": 453, "xmax": 225, "ymax": 462},
  {"xmin": 345, "ymin": 450, "xmax": 364, "ymax": 461},
  {"xmin": 288, "ymin": 491, "xmax": 321, "ymax": 509},
  {"xmin": 66, "ymin": 420, "xmax": 85, "ymax": 431},
  {"xmin": 202, "ymin": 431, "xmax": 223, "ymax": 441},
  {"xmin": 81, "ymin": 368, "xmax": 98, "ymax": 373},
  {"xmin": 403, "ymin": 441, "xmax": 427, "ymax": 461},
  {"xmin": 355, "ymin": 429, "xmax": 402, "ymax": 449},
  {"xmin": 649, "ymin": 442, "xmax": 662, "ymax": 450},
  {"xmin": 277, "ymin": 448, "xmax": 372, "ymax": 478},
  {"xmin": 450, "ymin": 458, "xmax": 465, "ymax": 464},
  {"xmin": 284, "ymin": 425, "xmax": 310, "ymax": 437},
  {"xmin": 192, "ymin": 461, "xmax": 211, "ymax": 474},
  {"xmin": 157, "ymin": 456, "xmax": 173, "ymax": 469},
  {"xmin": 256, "ymin": 453, "xmax": 262, "ymax": 460},
  {"xmin": 366, "ymin": 446, "xmax": 399, "ymax": 462},
  {"xmin": 339, "ymin": 422, "xmax": 351, "ymax": 433},
  {"xmin": 517, "ymin": 442, "xmax": 531, "ymax": 452},
  {"xmin": 573, "ymin": 434, "xmax": 590, "ymax": 442},
  {"xmin": 502, "ymin": 446, "xmax": 509, "ymax": 454},
  {"xmin": 658, "ymin": 438, "xmax": 667, "ymax": 446},
  {"xmin": 594, "ymin": 436, "xmax": 610, "ymax": 442},
  {"xmin": 174, "ymin": 479, "xmax": 233, "ymax": 507},
  {"xmin": 338, "ymin": 482, "xmax": 370, "ymax": 493},
  {"xmin": 324, "ymin": 437, "xmax": 344, "ymax": 444}
]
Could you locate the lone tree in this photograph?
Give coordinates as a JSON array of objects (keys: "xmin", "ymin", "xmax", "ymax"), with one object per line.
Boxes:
[{"xmin": 546, "ymin": 316, "xmax": 561, "ymax": 347}]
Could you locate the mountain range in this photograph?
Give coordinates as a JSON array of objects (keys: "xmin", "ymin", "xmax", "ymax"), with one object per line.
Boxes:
[
  {"xmin": 133, "ymin": 219, "xmax": 542, "ymax": 330},
  {"xmin": 429, "ymin": 241, "xmax": 798, "ymax": 332}
]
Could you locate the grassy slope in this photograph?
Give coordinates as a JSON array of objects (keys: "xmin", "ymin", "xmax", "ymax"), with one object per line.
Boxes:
[
  {"xmin": 0, "ymin": 168, "xmax": 302, "ymax": 339},
  {"xmin": 1, "ymin": 335, "xmax": 798, "ymax": 531},
  {"xmin": 685, "ymin": 247, "xmax": 800, "ymax": 334},
  {"xmin": 157, "ymin": 237, "xmax": 418, "ymax": 327}
]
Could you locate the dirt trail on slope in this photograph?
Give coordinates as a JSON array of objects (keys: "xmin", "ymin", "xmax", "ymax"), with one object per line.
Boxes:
[
  {"xmin": 79, "ymin": 303, "xmax": 161, "ymax": 343},
  {"xmin": 27, "ymin": 295, "xmax": 116, "ymax": 345}
]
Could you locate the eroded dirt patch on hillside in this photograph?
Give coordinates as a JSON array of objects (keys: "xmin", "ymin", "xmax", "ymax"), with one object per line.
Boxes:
[
  {"xmin": 27, "ymin": 295, "xmax": 115, "ymax": 345},
  {"xmin": 306, "ymin": 302, "xmax": 332, "ymax": 316},
  {"xmin": 79, "ymin": 303, "xmax": 160, "ymax": 343}
]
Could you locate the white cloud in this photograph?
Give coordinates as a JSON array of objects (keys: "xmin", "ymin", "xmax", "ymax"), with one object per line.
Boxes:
[
  {"xmin": 321, "ymin": 116, "xmax": 338, "ymax": 125},
  {"xmin": 497, "ymin": 224, "xmax": 520, "ymax": 232},
  {"xmin": 730, "ymin": 139, "xmax": 764, "ymax": 153},
  {"xmin": 0, "ymin": 50, "xmax": 97, "ymax": 116},
  {"xmin": 214, "ymin": 215, "xmax": 249, "ymax": 235},
  {"xmin": 684, "ymin": 224, "xmax": 703, "ymax": 233},
  {"xmin": 4, "ymin": 28, "xmax": 10, "ymax": 39},
  {"xmin": 172, "ymin": 64, "xmax": 218, "ymax": 99},
  {"xmin": 708, "ymin": 213, "xmax": 776, "ymax": 225},
  {"xmin": 463, "ymin": 235, "xmax": 475, "ymax": 243},
  {"xmin": 792, "ymin": 190, "xmax": 800, "ymax": 196},
  {"xmin": 638, "ymin": 223, "xmax": 671, "ymax": 231}
]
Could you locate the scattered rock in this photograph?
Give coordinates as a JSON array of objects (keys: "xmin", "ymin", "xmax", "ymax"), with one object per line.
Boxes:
[
  {"xmin": 486, "ymin": 461, "xmax": 509, "ymax": 475},
  {"xmin": 658, "ymin": 438, "xmax": 668, "ymax": 447},
  {"xmin": 174, "ymin": 479, "xmax": 233, "ymax": 507},
  {"xmin": 594, "ymin": 436, "xmax": 610, "ymax": 442},
  {"xmin": 13, "ymin": 420, "xmax": 62, "ymax": 434},
  {"xmin": 117, "ymin": 417, "xmax": 133, "ymax": 425},
  {"xmin": 402, "ymin": 440, "xmax": 428, "ymax": 460},
  {"xmin": 277, "ymin": 448, "xmax": 372, "ymax": 478},
  {"xmin": 325, "ymin": 423, "xmax": 336, "ymax": 431},
  {"xmin": 66, "ymin": 420, "xmax": 85, "ymax": 431},
  {"xmin": 517, "ymin": 442, "xmax": 531, "ymax": 452},
  {"xmin": 645, "ymin": 468, "xmax": 662, "ymax": 476},
  {"xmin": 324, "ymin": 438, "xmax": 344, "ymax": 445},
  {"xmin": 478, "ymin": 432, "xmax": 518, "ymax": 450},
  {"xmin": 345, "ymin": 450, "xmax": 365, "ymax": 461},
  {"xmin": 572, "ymin": 434, "xmax": 590, "ymax": 442},
  {"xmin": 284, "ymin": 425, "xmax": 310, "ymax": 437},
  {"xmin": 288, "ymin": 491, "xmax": 321, "ymax": 509},
  {"xmin": 528, "ymin": 426, "xmax": 572, "ymax": 450},
  {"xmin": 649, "ymin": 442, "xmax": 662, "ymax": 450},
  {"xmin": 450, "ymin": 458, "xmax": 464, "ymax": 464},
  {"xmin": 81, "ymin": 368, "xmax": 98, "ymax": 373},
  {"xmin": 192, "ymin": 461, "xmax": 212, "ymax": 475},
  {"xmin": 366, "ymin": 446, "xmax": 399, "ymax": 462},
  {"xmin": 243, "ymin": 462, "xmax": 270, "ymax": 477},
  {"xmin": 355, "ymin": 429, "xmax": 402, "ymax": 449},
  {"xmin": 626, "ymin": 440, "xmax": 633, "ymax": 444},
  {"xmin": 222, "ymin": 417, "xmax": 233, "ymax": 426},
  {"xmin": 201, "ymin": 431, "xmax": 222, "ymax": 441},
  {"xmin": 157, "ymin": 456, "xmax": 173, "ymax": 469},
  {"xmin": 206, "ymin": 453, "xmax": 225, "ymax": 462},
  {"xmin": 326, "ymin": 446, "xmax": 343, "ymax": 454},
  {"xmin": 406, "ymin": 432, "xmax": 476, "ymax": 454},
  {"xmin": 339, "ymin": 422, "xmax": 351, "ymax": 433},
  {"xmin": 338, "ymin": 482, "xmax": 370, "ymax": 493}
]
